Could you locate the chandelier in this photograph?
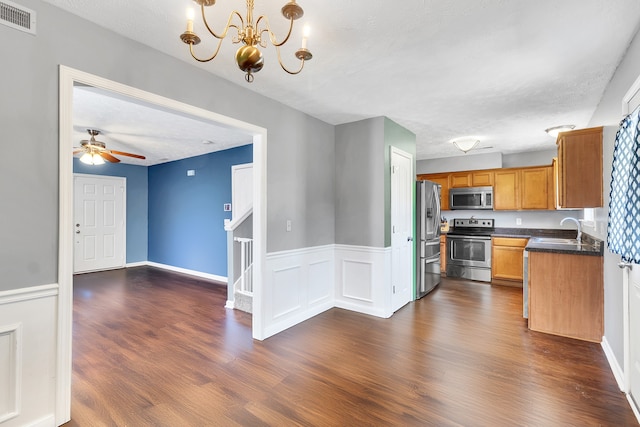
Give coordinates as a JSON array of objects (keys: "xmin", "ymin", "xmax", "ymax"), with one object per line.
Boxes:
[{"xmin": 180, "ymin": 0, "xmax": 312, "ymax": 83}]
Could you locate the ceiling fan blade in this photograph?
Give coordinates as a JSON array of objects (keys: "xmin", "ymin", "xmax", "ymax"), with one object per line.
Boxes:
[
  {"xmin": 109, "ymin": 150, "xmax": 146, "ymax": 160},
  {"xmin": 99, "ymin": 152, "xmax": 121, "ymax": 163},
  {"xmin": 73, "ymin": 149, "xmax": 84, "ymax": 155}
]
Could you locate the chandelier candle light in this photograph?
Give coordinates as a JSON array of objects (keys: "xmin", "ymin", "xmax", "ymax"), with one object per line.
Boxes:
[{"xmin": 180, "ymin": 0, "xmax": 312, "ymax": 83}]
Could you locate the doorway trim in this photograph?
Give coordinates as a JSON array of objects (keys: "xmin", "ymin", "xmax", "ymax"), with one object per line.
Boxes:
[{"xmin": 57, "ymin": 65, "xmax": 268, "ymax": 424}]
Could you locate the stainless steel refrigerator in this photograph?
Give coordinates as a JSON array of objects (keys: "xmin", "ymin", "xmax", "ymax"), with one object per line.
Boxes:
[{"xmin": 416, "ymin": 180, "xmax": 442, "ymax": 299}]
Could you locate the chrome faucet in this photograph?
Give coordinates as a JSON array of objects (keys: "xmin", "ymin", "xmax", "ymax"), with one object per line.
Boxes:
[{"xmin": 561, "ymin": 217, "xmax": 582, "ymax": 243}]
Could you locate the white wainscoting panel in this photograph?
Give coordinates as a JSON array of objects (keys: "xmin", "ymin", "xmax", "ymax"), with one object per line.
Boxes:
[
  {"xmin": 0, "ymin": 285, "xmax": 58, "ymax": 427},
  {"xmin": 271, "ymin": 265, "xmax": 302, "ymax": 319},
  {"xmin": 335, "ymin": 245, "xmax": 392, "ymax": 318},
  {"xmin": 0, "ymin": 323, "xmax": 21, "ymax": 423},
  {"xmin": 263, "ymin": 245, "xmax": 334, "ymax": 338}
]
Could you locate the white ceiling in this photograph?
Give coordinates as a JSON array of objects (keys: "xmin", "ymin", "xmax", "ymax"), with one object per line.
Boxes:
[
  {"xmin": 73, "ymin": 86, "xmax": 253, "ymax": 166},
  {"xmin": 51, "ymin": 0, "xmax": 640, "ymax": 164}
]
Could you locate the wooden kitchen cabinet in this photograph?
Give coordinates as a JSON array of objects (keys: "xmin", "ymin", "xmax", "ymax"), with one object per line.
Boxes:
[
  {"xmin": 449, "ymin": 172, "xmax": 472, "ymax": 188},
  {"xmin": 471, "ymin": 170, "xmax": 494, "ymax": 186},
  {"xmin": 491, "ymin": 237, "xmax": 528, "ymax": 284},
  {"xmin": 494, "ymin": 170, "xmax": 519, "ymax": 210},
  {"xmin": 528, "ymin": 251, "xmax": 603, "ymax": 342},
  {"xmin": 520, "ymin": 166, "xmax": 554, "ymax": 209},
  {"xmin": 440, "ymin": 235, "xmax": 447, "ymax": 274},
  {"xmin": 494, "ymin": 166, "xmax": 554, "ymax": 210},
  {"xmin": 419, "ymin": 164, "xmax": 552, "ymax": 211},
  {"xmin": 556, "ymin": 126, "xmax": 603, "ymax": 208},
  {"xmin": 417, "ymin": 173, "xmax": 449, "ymax": 210}
]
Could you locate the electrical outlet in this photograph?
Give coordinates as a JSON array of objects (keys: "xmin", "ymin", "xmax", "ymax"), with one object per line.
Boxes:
[
  {"xmin": 516, "ymin": 218, "xmax": 522, "ymax": 225},
  {"xmin": 286, "ymin": 219, "xmax": 292, "ymax": 232}
]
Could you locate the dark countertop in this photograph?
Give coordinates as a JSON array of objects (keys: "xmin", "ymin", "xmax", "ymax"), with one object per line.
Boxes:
[
  {"xmin": 442, "ymin": 227, "xmax": 577, "ymax": 239},
  {"xmin": 441, "ymin": 227, "xmax": 604, "ymax": 257},
  {"xmin": 491, "ymin": 227, "xmax": 577, "ymax": 239},
  {"xmin": 525, "ymin": 234, "xmax": 604, "ymax": 257}
]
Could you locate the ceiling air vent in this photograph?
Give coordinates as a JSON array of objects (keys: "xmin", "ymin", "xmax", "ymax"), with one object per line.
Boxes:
[{"xmin": 0, "ymin": 0, "xmax": 36, "ymax": 35}]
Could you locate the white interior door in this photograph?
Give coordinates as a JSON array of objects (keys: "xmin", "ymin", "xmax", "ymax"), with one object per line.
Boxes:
[
  {"xmin": 391, "ymin": 147, "xmax": 413, "ymax": 312},
  {"xmin": 73, "ymin": 174, "xmax": 126, "ymax": 273},
  {"xmin": 630, "ymin": 267, "xmax": 640, "ymax": 407}
]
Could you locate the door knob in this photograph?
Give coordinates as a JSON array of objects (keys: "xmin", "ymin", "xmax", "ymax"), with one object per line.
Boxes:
[{"xmin": 407, "ymin": 236, "xmax": 413, "ymax": 242}]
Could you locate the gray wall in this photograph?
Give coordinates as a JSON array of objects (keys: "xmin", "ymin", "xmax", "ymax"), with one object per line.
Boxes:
[
  {"xmin": 0, "ymin": 0, "xmax": 334, "ymax": 291},
  {"xmin": 587, "ymin": 26, "xmax": 640, "ymax": 368},
  {"xmin": 502, "ymin": 149, "xmax": 557, "ymax": 168},
  {"xmin": 417, "ymin": 152, "xmax": 502, "ymax": 174},
  {"xmin": 334, "ymin": 117, "xmax": 416, "ymax": 248},
  {"xmin": 417, "ymin": 149, "xmax": 557, "ymax": 174},
  {"xmin": 335, "ymin": 117, "xmax": 386, "ymax": 247}
]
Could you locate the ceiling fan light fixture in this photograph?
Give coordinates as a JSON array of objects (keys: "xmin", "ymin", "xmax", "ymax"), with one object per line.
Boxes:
[
  {"xmin": 451, "ymin": 138, "xmax": 480, "ymax": 154},
  {"xmin": 80, "ymin": 151, "xmax": 105, "ymax": 165},
  {"xmin": 545, "ymin": 124, "xmax": 575, "ymax": 137}
]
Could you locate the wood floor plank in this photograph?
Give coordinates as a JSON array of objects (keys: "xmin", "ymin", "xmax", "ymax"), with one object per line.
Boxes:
[{"xmin": 64, "ymin": 267, "xmax": 638, "ymax": 426}]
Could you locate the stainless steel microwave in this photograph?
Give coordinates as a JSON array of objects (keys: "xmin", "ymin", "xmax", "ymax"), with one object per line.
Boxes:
[{"xmin": 449, "ymin": 186, "xmax": 493, "ymax": 210}]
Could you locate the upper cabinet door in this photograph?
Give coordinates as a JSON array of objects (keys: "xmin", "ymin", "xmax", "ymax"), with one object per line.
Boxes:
[
  {"xmin": 494, "ymin": 170, "xmax": 519, "ymax": 210},
  {"xmin": 520, "ymin": 167, "xmax": 551, "ymax": 210},
  {"xmin": 449, "ymin": 172, "xmax": 472, "ymax": 188},
  {"xmin": 472, "ymin": 170, "xmax": 494, "ymax": 186},
  {"xmin": 556, "ymin": 127, "xmax": 603, "ymax": 208}
]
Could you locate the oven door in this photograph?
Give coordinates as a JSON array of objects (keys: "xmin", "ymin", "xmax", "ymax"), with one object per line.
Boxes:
[{"xmin": 447, "ymin": 235, "xmax": 492, "ymax": 268}]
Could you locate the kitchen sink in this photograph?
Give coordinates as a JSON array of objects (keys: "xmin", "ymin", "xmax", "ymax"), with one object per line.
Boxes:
[{"xmin": 530, "ymin": 237, "xmax": 579, "ymax": 245}]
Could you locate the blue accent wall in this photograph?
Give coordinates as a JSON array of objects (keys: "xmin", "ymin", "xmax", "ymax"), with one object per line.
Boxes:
[
  {"xmin": 73, "ymin": 158, "xmax": 148, "ymax": 263},
  {"xmin": 148, "ymin": 145, "xmax": 253, "ymax": 276}
]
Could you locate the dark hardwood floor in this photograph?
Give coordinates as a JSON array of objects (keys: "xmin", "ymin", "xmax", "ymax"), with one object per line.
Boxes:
[{"xmin": 65, "ymin": 267, "xmax": 638, "ymax": 426}]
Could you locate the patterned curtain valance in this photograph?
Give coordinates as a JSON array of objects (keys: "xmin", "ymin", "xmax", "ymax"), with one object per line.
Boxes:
[{"xmin": 608, "ymin": 105, "xmax": 640, "ymax": 263}]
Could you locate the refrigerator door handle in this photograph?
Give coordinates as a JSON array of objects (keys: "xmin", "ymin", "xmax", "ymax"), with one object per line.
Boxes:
[{"xmin": 433, "ymin": 183, "xmax": 441, "ymax": 236}]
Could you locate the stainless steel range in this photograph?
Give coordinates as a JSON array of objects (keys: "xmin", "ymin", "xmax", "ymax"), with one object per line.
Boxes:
[{"xmin": 446, "ymin": 218, "xmax": 495, "ymax": 282}]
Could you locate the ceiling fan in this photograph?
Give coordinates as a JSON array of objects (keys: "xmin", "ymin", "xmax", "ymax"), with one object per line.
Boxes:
[{"xmin": 73, "ymin": 129, "xmax": 146, "ymax": 164}]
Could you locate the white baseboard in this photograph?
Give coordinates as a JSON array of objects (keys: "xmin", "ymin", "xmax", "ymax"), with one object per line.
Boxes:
[
  {"xmin": 601, "ymin": 336, "xmax": 625, "ymax": 391},
  {"xmin": 125, "ymin": 261, "xmax": 147, "ymax": 268},
  {"xmin": 334, "ymin": 300, "xmax": 389, "ymax": 318},
  {"xmin": 225, "ymin": 300, "xmax": 234, "ymax": 309},
  {"xmin": 144, "ymin": 262, "xmax": 227, "ymax": 284},
  {"xmin": 263, "ymin": 302, "xmax": 334, "ymax": 339},
  {"xmin": 627, "ymin": 393, "xmax": 640, "ymax": 425},
  {"xmin": 28, "ymin": 414, "xmax": 55, "ymax": 427}
]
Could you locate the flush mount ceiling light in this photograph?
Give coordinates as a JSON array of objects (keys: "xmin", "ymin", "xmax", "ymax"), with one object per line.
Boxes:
[
  {"xmin": 545, "ymin": 125, "xmax": 576, "ymax": 137},
  {"xmin": 180, "ymin": 0, "xmax": 312, "ymax": 83},
  {"xmin": 451, "ymin": 138, "xmax": 480, "ymax": 154}
]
